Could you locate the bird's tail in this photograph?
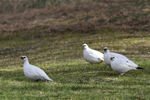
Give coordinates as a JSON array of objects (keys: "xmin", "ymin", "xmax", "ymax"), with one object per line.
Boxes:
[
  {"xmin": 48, "ymin": 78, "xmax": 53, "ymax": 81},
  {"xmin": 137, "ymin": 67, "xmax": 144, "ymax": 69}
]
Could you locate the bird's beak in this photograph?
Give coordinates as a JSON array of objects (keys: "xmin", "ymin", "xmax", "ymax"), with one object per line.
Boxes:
[{"xmin": 21, "ymin": 57, "xmax": 24, "ymax": 59}]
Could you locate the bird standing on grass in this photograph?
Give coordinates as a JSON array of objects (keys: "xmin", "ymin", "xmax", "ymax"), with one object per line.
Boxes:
[
  {"xmin": 110, "ymin": 57, "xmax": 143, "ymax": 76},
  {"xmin": 104, "ymin": 47, "xmax": 128, "ymax": 66},
  {"xmin": 21, "ymin": 56, "xmax": 53, "ymax": 81},
  {"xmin": 82, "ymin": 43, "xmax": 104, "ymax": 64}
]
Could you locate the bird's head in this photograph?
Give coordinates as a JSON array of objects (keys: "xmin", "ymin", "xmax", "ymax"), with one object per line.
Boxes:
[
  {"xmin": 21, "ymin": 56, "xmax": 28, "ymax": 61},
  {"xmin": 82, "ymin": 43, "xmax": 88, "ymax": 49},
  {"xmin": 104, "ymin": 47, "xmax": 109, "ymax": 52},
  {"xmin": 110, "ymin": 57, "xmax": 116, "ymax": 61}
]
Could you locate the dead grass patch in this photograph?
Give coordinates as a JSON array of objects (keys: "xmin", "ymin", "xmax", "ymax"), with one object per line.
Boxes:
[{"xmin": 0, "ymin": 0, "xmax": 150, "ymax": 33}]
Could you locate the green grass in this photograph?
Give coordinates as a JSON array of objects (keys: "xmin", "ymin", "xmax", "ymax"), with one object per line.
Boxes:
[{"xmin": 0, "ymin": 29, "xmax": 150, "ymax": 99}]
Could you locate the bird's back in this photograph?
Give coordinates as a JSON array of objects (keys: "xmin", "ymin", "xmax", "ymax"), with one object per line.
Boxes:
[
  {"xmin": 83, "ymin": 48, "xmax": 104, "ymax": 63},
  {"xmin": 110, "ymin": 52, "xmax": 128, "ymax": 59},
  {"xmin": 104, "ymin": 52, "xmax": 128, "ymax": 65}
]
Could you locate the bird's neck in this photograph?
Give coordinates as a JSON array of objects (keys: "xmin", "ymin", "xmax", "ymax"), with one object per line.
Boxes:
[
  {"xmin": 105, "ymin": 50, "xmax": 110, "ymax": 53},
  {"xmin": 84, "ymin": 47, "xmax": 90, "ymax": 50},
  {"xmin": 23, "ymin": 60, "xmax": 30, "ymax": 67}
]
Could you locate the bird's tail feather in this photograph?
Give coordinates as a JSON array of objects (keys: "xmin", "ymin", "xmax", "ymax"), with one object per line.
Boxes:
[
  {"xmin": 137, "ymin": 67, "xmax": 144, "ymax": 69},
  {"xmin": 48, "ymin": 78, "xmax": 53, "ymax": 81}
]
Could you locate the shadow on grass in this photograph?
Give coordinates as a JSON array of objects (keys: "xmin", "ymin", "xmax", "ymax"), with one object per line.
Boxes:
[
  {"xmin": 0, "ymin": 62, "xmax": 146, "ymax": 84},
  {"xmin": 71, "ymin": 85, "xmax": 97, "ymax": 91},
  {"xmin": 0, "ymin": 63, "xmax": 112, "ymax": 81}
]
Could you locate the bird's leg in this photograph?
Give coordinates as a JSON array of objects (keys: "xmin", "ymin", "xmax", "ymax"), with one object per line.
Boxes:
[
  {"xmin": 120, "ymin": 73, "xmax": 124, "ymax": 76},
  {"xmin": 119, "ymin": 73, "xmax": 124, "ymax": 77}
]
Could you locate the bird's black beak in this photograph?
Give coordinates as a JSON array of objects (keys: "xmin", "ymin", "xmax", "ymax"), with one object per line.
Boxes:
[{"xmin": 21, "ymin": 57, "xmax": 24, "ymax": 59}]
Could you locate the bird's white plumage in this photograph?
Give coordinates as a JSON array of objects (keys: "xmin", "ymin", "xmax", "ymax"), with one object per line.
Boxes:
[
  {"xmin": 110, "ymin": 57, "xmax": 141, "ymax": 75},
  {"xmin": 82, "ymin": 44, "xmax": 104, "ymax": 64},
  {"xmin": 104, "ymin": 47, "xmax": 128, "ymax": 66},
  {"xmin": 21, "ymin": 56, "xmax": 53, "ymax": 81}
]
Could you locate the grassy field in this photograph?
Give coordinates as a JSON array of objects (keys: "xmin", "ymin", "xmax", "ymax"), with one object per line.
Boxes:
[
  {"xmin": 0, "ymin": 0, "xmax": 150, "ymax": 100},
  {"xmin": 1, "ymin": 30, "xmax": 150, "ymax": 100}
]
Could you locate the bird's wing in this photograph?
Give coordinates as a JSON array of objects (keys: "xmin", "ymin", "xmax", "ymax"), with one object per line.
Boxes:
[
  {"xmin": 111, "ymin": 59, "xmax": 131, "ymax": 73},
  {"xmin": 33, "ymin": 65, "xmax": 52, "ymax": 81},
  {"xmin": 30, "ymin": 65, "xmax": 46, "ymax": 79},
  {"xmin": 30, "ymin": 65, "xmax": 42, "ymax": 77},
  {"xmin": 125, "ymin": 60, "xmax": 138, "ymax": 68},
  {"xmin": 89, "ymin": 49, "xmax": 104, "ymax": 60},
  {"xmin": 115, "ymin": 59, "xmax": 138, "ymax": 69}
]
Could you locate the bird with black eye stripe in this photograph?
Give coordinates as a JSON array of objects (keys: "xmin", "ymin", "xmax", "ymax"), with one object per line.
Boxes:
[
  {"xmin": 110, "ymin": 57, "xmax": 143, "ymax": 76},
  {"xmin": 103, "ymin": 47, "xmax": 128, "ymax": 66},
  {"xmin": 21, "ymin": 56, "xmax": 53, "ymax": 81}
]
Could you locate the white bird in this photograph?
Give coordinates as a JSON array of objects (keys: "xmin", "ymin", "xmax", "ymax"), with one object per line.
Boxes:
[
  {"xmin": 21, "ymin": 56, "xmax": 53, "ymax": 81},
  {"xmin": 82, "ymin": 43, "xmax": 104, "ymax": 64},
  {"xmin": 104, "ymin": 47, "xmax": 128, "ymax": 66},
  {"xmin": 110, "ymin": 57, "xmax": 143, "ymax": 76}
]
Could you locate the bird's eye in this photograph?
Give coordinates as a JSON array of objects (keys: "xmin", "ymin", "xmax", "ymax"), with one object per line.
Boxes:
[{"xmin": 23, "ymin": 57, "xmax": 26, "ymax": 58}]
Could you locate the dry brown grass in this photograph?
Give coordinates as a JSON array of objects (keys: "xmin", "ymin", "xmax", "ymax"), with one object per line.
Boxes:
[{"xmin": 0, "ymin": 0, "xmax": 150, "ymax": 33}]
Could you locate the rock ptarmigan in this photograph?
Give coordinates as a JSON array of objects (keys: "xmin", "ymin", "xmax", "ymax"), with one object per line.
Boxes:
[
  {"xmin": 110, "ymin": 57, "xmax": 143, "ymax": 76},
  {"xmin": 104, "ymin": 47, "xmax": 128, "ymax": 66},
  {"xmin": 82, "ymin": 44, "xmax": 104, "ymax": 64},
  {"xmin": 21, "ymin": 56, "xmax": 53, "ymax": 81}
]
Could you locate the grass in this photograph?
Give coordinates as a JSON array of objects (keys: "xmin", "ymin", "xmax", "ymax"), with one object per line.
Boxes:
[
  {"xmin": 0, "ymin": 29, "xmax": 150, "ymax": 99},
  {"xmin": 1, "ymin": 61, "xmax": 150, "ymax": 99}
]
